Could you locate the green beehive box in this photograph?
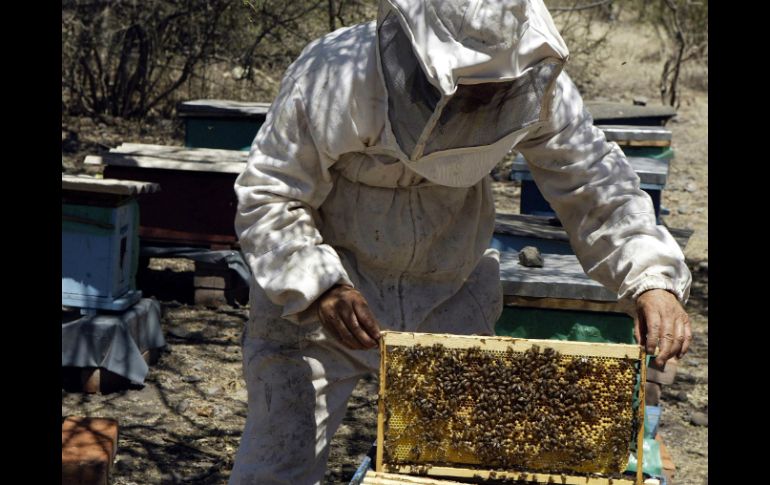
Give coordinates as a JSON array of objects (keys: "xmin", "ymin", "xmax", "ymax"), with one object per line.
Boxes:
[
  {"xmin": 496, "ymin": 306, "xmax": 635, "ymax": 344},
  {"xmin": 177, "ymin": 99, "xmax": 271, "ymax": 151}
]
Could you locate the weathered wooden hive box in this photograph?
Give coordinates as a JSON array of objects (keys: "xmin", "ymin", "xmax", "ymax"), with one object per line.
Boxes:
[
  {"xmin": 490, "ymin": 212, "xmax": 692, "ymax": 345},
  {"xmin": 377, "ymin": 332, "xmax": 647, "ymax": 485},
  {"xmin": 85, "ymin": 143, "xmax": 247, "ymax": 248},
  {"xmin": 584, "ymin": 102, "xmax": 677, "ymax": 127},
  {"xmin": 511, "ymin": 153, "xmax": 671, "ymax": 221}
]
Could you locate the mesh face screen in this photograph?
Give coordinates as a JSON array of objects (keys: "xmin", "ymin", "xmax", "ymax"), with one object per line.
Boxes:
[
  {"xmin": 378, "ymin": 12, "xmax": 560, "ymax": 159},
  {"xmin": 382, "ymin": 341, "xmax": 640, "ymax": 476},
  {"xmin": 379, "ymin": 12, "xmax": 440, "ymax": 158},
  {"xmin": 422, "ymin": 63, "xmax": 557, "ymax": 155}
]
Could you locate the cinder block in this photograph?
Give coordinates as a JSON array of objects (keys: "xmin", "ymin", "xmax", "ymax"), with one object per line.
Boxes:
[
  {"xmin": 193, "ymin": 261, "xmax": 248, "ymax": 307},
  {"xmin": 195, "ymin": 288, "xmax": 229, "ymax": 307},
  {"xmin": 62, "ymin": 416, "xmax": 119, "ymax": 485},
  {"xmin": 194, "ymin": 275, "xmax": 229, "ymax": 290}
]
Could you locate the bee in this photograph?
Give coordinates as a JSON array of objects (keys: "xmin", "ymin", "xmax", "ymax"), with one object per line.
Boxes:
[{"xmin": 406, "ymin": 443, "xmax": 422, "ymax": 458}]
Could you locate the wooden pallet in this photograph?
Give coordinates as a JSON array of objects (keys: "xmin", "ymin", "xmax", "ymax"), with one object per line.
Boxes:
[
  {"xmin": 139, "ymin": 226, "xmax": 239, "ymax": 249},
  {"xmin": 193, "ymin": 260, "xmax": 248, "ymax": 307},
  {"xmin": 655, "ymin": 434, "xmax": 676, "ymax": 484},
  {"xmin": 86, "ymin": 143, "xmax": 244, "ymax": 249}
]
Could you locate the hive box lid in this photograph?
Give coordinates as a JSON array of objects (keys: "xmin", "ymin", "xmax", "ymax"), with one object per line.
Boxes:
[
  {"xmin": 597, "ymin": 124, "xmax": 672, "ymax": 143},
  {"xmin": 62, "ymin": 174, "xmax": 160, "ymax": 196},
  {"xmin": 510, "ymin": 155, "xmax": 669, "ymax": 186},
  {"xmin": 84, "ymin": 143, "xmax": 248, "ymax": 174},
  {"xmin": 499, "ymin": 250, "xmax": 618, "ymax": 301},
  {"xmin": 177, "ymin": 99, "xmax": 271, "ymax": 118},
  {"xmin": 585, "ymin": 101, "xmax": 677, "ymax": 125},
  {"xmin": 493, "ymin": 213, "xmax": 693, "ymax": 252}
]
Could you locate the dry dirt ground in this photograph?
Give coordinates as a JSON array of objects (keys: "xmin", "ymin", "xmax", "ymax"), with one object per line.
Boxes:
[{"xmin": 62, "ymin": 16, "xmax": 707, "ymax": 485}]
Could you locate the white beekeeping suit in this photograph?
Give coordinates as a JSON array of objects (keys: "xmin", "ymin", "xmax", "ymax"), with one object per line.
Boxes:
[{"xmin": 229, "ymin": 1, "xmax": 692, "ymax": 483}]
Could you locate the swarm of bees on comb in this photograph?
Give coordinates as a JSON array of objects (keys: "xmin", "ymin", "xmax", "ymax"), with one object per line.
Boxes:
[{"xmin": 381, "ymin": 340, "xmax": 640, "ymax": 477}]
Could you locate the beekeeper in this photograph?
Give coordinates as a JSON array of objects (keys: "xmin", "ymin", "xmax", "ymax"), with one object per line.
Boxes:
[{"xmin": 229, "ymin": 0, "xmax": 692, "ymax": 482}]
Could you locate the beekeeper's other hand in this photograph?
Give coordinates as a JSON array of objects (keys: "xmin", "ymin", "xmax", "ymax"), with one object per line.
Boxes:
[
  {"xmin": 317, "ymin": 284, "xmax": 381, "ymax": 350},
  {"xmin": 634, "ymin": 289, "xmax": 692, "ymax": 368}
]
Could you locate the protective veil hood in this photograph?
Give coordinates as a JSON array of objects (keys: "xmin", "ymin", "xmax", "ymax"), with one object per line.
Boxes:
[
  {"xmin": 376, "ymin": 0, "xmax": 570, "ymax": 187},
  {"xmin": 378, "ymin": 0, "xmax": 569, "ymax": 94}
]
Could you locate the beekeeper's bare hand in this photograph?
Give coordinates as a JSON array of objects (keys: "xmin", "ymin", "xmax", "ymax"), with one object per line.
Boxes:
[
  {"xmin": 634, "ymin": 289, "xmax": 692, "ymax": 368},
  {"xmin": 317, "ymin": 284, "xmax": 381, "ymax": 350}
]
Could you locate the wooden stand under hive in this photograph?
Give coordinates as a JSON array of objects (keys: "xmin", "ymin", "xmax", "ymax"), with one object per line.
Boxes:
[{"xmin": 377, "ymin": 332, "xmax": 647, "ymax": 484}]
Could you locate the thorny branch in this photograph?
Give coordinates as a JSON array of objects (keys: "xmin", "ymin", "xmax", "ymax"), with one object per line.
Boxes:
[
  {"xmin": 660, "ymin": 0, "xmax": 686, "ymax": 108},
  {"xmin": 550, "ymin": 0, "xmax": 612, "ymax": 12}
]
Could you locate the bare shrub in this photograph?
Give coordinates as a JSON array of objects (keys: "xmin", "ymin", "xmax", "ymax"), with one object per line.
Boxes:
[
  {"xmin": 62, "ymin": 0, "xmax": 378, "ymax": 117},
  {"xmin": 62, "ymin": 0, "xmax": 251, "ymax": 118},
  {"xmin": 62, "ymin": 0, "xmax": 705, "ymax": 118},
  {"xmin": 545, "ymin": 0, "xmax": 618, "ymax": 98},
  {"xmin": 627, "ymin": 0, "xmax": 708, "ymax": 106}
]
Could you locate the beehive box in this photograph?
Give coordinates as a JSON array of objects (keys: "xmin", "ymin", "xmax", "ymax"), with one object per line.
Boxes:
[
  {"xmin": 177, "ymin": 99, "xmax": 270, "ymax": 151},
  {"xmin": 509, "ymin": 154, "xmax": 670, "ymax": 222},
  {"xmin": 377, "ymin": 332, "xmax": 646, "ymax": 485}
]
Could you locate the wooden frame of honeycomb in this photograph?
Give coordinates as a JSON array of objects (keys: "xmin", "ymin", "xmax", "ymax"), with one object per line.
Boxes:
[{"xmin": 377, "ymin": 331, "xmax": 647, "ymax": 485}]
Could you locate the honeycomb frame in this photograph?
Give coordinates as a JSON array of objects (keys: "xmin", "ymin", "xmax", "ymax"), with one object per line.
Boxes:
[{"xmin": 377, "ymin": 331, "xmax": 647, "ymax": 485}]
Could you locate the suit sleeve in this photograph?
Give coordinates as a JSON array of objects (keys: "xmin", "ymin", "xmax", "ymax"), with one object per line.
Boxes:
[
  {"xmin": 515, "ymin": 71, "xmax": 691, "ymax": 304},
  {"xmin": 234, "ymin": 76, "xmax": 353, "ymax": 323}
]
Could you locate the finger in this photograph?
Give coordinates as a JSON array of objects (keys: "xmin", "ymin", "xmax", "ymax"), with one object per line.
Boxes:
[
  {"xmin": 322, "ymin": 307, "xmax": 362, "ymax": 350},
  {"xmin": 641, "ymin": 307, "xmax": 660, "ymax": 356},
  {"xmin": 337, "ymin": 301, "xmax": 376, "ymax": 349},
  {"xmin": 633, "ymin": 315, "xmax": 642, "ymax": 345},
  {"xmin": 353, "ymin": 300, "xmax": 381, "ymax": 345},
  {"xmin": 668, "ymin": 314, "xmax": 685, "ymax": 361},
  {"xmin": 655, "ymin": 314, "xmax": 676, "ymax": 368},
  {"xmin": 679, "ymin": 315, "xmax": 693, "ymax": 357}
]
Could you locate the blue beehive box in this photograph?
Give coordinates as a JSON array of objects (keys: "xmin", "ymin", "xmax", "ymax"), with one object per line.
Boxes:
[
  {"xmin": 518, "ymin": 179, "xmax": 664, "ymax": 221},
  {"xmin": 62, "ymin": 176, "xmax": 160, "ymax": 312},
  {"xmin": 509, "ymin": 124, "xmax": 674, "ymax": 221},
  {"xmin": 510, "ymin": 153, "xmax": 670, "ymax": 222}
]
